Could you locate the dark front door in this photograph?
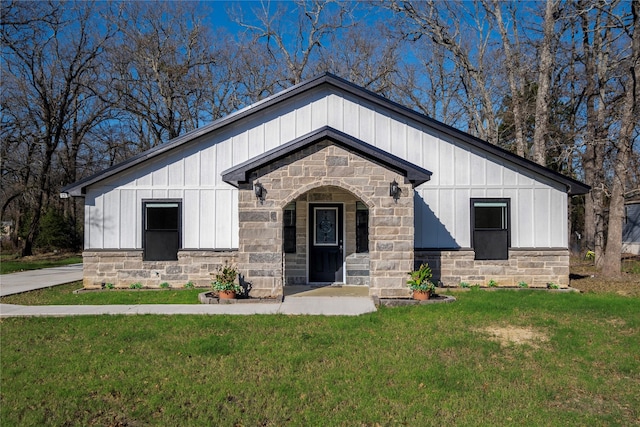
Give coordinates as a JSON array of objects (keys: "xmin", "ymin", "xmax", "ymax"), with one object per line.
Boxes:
[{"xmin": 309, "ymin": 204, "xmax": 344, "ymax": 282}]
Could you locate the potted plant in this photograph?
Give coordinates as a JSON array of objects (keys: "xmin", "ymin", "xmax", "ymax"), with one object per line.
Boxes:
[
  {"xmin": 212, "ymin": 263, "xmax": 241, "ymax": 299},
  {"xmin": 407, "ymin": 263, "xmax": 436, "ymax": 300}
]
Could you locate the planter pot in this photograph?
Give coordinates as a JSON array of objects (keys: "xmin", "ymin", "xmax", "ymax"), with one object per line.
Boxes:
[
  {"xmin": 218, "ymin": 290, "xmax": 237, "ymax": 300},
  {"xmin": 412, "ymin": 290, "xmax": 431, "ymax": 301}
]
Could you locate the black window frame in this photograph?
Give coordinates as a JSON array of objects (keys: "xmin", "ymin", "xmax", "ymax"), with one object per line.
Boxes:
[
  {"xmin": 470, "ymin": 198, "xmax": 510, "ymax": 260},
  {"xmin": 283, "ymin": 202, "xmax": 297, "ymax": 253},
  {"xmin": 142, "ymin": 199, "xmax": 182, "ymax": 261}
]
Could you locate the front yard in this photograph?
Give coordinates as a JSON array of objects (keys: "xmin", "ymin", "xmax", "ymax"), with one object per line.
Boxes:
[{"xmin": 1, "ymin": 290, "xmax": 638, "ymax": 426}]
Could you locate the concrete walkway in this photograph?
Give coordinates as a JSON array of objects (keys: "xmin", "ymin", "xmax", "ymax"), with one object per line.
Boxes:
[
  {"xmin": 0, "ymin": 266, "xmax": 377, "ymax": 317},
  {"xmin": 0, "ymin": 296, "xmax": 377, "ymax": 317},
  {"xmin": 0, "ymin": 264, "xmax": 83, "ymax": 297}
]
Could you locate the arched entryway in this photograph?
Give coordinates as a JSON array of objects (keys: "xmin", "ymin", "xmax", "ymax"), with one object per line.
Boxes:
[{"xmin": 282, "ymin": 186, "xmax": 370, "ymax": 287}]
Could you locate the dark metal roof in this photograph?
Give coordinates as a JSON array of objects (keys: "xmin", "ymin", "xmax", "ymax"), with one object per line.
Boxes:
[
  {"xmin": 222, "ymin": 126, "xmax": 432, "ymax": 187},
  {"xmin": 62, "ymin": 72, "xmax": 590, "ymax": 196}
]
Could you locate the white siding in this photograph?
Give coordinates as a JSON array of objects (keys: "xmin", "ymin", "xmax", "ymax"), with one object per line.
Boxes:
[{"xmin": 85, "ymin": 86, "xmax": 569, "ymax": 250}]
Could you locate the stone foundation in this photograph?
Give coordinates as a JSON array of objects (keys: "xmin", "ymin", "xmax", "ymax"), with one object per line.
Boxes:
[
  {"xmin": 415, "ymin": 249, "xmax": 570, "ymax": 288},
  {"xmin": 82, "ymin": 247, "xmax": 570, "ymax": 293},
  {"xmin": 82, "ymin": 250, "xmax": 237, "ymax": 289}
]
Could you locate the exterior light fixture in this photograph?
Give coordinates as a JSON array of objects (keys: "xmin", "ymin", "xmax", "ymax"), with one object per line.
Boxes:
[
  {"xmin": 254, "ymin": 182, "xmax": 265, "ymax": 202},
  {"xmin": 389, "ymin": 180, "xmax": 401, "ymax": 200}
]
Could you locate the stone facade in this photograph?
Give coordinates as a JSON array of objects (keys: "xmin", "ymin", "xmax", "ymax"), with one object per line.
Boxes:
[
  {"xmin": 415, "ymin": 249, "xmax": 570, "ymax": 288},
  {"xmin": 237, "ymin": 140, "xmax": 414, "ymax": 298},
  {"xmin": 81, "ymin": 139, "xmax": 571, "ymax": 294},
  {"xmin": 82, "ymin": 250, "xmax": 237, "ymax": 289}
]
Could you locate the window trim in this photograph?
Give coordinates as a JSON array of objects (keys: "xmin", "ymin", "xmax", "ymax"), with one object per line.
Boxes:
[
  {"xmin": 142, "ymin": 199, "xmax": 182, "ymax": 261},
  {"xmin": 470, "ymin": 198, "xmax": 511, "ymax": 260}
]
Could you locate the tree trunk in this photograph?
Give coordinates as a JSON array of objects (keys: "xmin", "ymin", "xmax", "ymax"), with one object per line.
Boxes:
[
  {"xmin": 489, "ymin": 1, "xmax": 526, "ymax": 157},
  {"xmin": 601, "ymin": 0, "xmax": 639, "ymax": 276},
  {"xmin": 580, "ymin": 0, "xmax": 607, "ymax": 265},
  {"xmin": 532, "ymin": 0, "xmax": 557, "ymax": 166}
]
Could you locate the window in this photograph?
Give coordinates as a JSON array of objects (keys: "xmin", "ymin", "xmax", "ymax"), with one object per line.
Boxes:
[
  {"xmin": 356, "ymin": 201, "xmax": 369, "ymax": 253},
  {"xmin": 143, "ymin": 201, "xmax": 181, "ymax": 261},
  {"xmin": 283, "ymin": 202, "xmax": 296, "ymax": 253},
  {"xmin": 471, "ymin": 199, "xmax": 510, "ymax": 260}
]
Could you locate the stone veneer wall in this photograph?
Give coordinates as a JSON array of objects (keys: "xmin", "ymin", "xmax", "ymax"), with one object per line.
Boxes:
[
  {"xmin": 283, "ymin": 187, "xmax": 370, "ymax": 287},
  {"xmin": 415, "ymin": 249, "xmax": 570, "ymax": 288},
  {"xmin": 82, "ymin": 250, "xmax": 237, "ymax": 289},
  {"xmin": 238, "ymin": 140, "xmax": 414, "ymax": 298}
]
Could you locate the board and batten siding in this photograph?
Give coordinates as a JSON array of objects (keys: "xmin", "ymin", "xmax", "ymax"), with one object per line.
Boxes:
[{"xmin": 84, "ymin": 86, "xmax": 568, "ymax": 250}]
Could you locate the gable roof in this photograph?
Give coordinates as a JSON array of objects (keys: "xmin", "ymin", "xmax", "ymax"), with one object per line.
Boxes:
[
  {"xmin": 62, "ymin": 73, "xmax": 590, "ymax": 196},
  {"xmin": 222, "ymin": 126, "xmax": 432, "ymax": 187}
]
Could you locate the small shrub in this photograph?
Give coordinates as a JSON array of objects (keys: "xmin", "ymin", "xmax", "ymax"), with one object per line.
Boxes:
[
  {"xmin": 159, "ymin": 282, "xmax": 170, "ymax": 289},
  {"xmin": 547, "ymin": 282, "xmax": 559, "ymax": 289},
  {"xmin": 129, "ymin": 282, "xmax": 143, "ymax": 289},
  {"xmin": 517, "ymin": 281, "xmax": 528, "ymax": 288},
  {"xmin": 459, "ymin": 282, "xmax": 470, "ymax": 288},
  {"xmin": 407, "ymin": 263, "xmax": 435, "ymax": 294},
  {"xmin": 105, "ymin": 283, "xmax": 115, "ymax": 290},
  {"xmin": 212, "ymin": 263, "xmax": 241, "ymax": 293},
  {"xmin": 184, "ymin": 281, "xmax": 195, "ymax": 289},
  {"xmin": 585, "ymin": 250, "xmax": 595, "ymax": 261},
  {"xmin": 488, "ymin": 279, "xmax": 498, "ymax": 288}
]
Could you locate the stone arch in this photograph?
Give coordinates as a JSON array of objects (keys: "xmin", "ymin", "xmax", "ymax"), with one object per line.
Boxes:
[{"xmin": 280, "ymin": 180, "xmax": 375, "ymax": 210}]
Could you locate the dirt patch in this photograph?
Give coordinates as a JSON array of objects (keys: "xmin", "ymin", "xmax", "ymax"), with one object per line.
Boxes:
[
  {"xmin": 569, "ymin": 256, "xmax": 640, "ymax": 297},
  {"xmin": 480, "ymin": 325, "xmax": 549, "ymax": 347}
]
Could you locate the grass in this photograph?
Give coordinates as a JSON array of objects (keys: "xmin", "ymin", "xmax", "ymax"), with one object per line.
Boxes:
[
  {"xmin": 0, "ymin": 282, "xmax": 204, "ymax": 305},
  {"xmin": 1, "ymin": 291, "xmax": 639, "ymax": 426},
  {"xmin": 0, "ymin": 253, "xmax": 82, "ymax": 274}
]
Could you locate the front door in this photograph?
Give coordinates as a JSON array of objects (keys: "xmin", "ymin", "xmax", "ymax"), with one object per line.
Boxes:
[{"xmin": 309, "ymin": 204, "xmax": 344, "ymax": 283}]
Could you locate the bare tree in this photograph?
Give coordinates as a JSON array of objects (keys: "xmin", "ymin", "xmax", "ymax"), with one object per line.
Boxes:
[
  {"xmin": 602, "ymin": 0, "xmax": 640, "ymax": 276},
  {"xmin": 484, "ymin": 0, "xmax": 528, "ymax": 157},
  {"xmin": 1, "ymin": 1, "xmax": 114, "ymax": 255},
  {"xmin": 231, "ymin": 0, "xmax": 356, "ymax": 87},
  {"xmin": 320, "ymin": 20, "xmax": 401, "ymax": 98},
  {"xmin": 107, "ymin": 1, "xmax": 218, "ymax": 148},
  {"xmin": 531, "ymin": 0, "xmax": 561, "ymax": 166},
  {"xmin": 389, "ymin": 0, "xmax": 500, "ymax": 143}
]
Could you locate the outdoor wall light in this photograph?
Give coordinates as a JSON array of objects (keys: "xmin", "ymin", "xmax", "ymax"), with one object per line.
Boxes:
[
  {"xmin": 254, "ymin": 182, "xmax": 265, "ymax": 202},
  {"xmin": 390, "ymin": 179, "xmax": 401, "ymax": 200}
]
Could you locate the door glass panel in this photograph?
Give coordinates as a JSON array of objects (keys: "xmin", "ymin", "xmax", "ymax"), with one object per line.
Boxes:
[{"xmin": 314, "ymin": 208, "xmax": 337, "ymax": 245}]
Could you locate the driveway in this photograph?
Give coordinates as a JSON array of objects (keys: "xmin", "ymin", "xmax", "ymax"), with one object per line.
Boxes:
[{"xmin": 0, "ymin": 264, "xmax": 83, "ymax": 297}]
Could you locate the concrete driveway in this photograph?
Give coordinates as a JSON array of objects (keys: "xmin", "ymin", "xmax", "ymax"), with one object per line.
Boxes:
[{"xmin": 0, "ymin": 264, "xmax": 83, "ymax": 297}]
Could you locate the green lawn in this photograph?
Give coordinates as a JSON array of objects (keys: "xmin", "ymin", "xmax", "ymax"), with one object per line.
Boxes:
[
  {"xmin": 0, "ymin": 254, "xmax": 82, "ymax": 274},
  {"xmin": 0, "ymin": 282, "xmax": 204, "ymax": 305},
  {"xmin": 1, "ymin": 291, "xmax": 638, "ymax": 426}
]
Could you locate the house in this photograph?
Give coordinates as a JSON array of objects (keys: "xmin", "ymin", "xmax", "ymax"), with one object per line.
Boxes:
[
  {"xmin": 623, "ymin": 190, "xmax": 640, "ymax": 255},
  {"xmin": 62, "ymin": 74, "xmax": 590, "ymax": 297}
]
